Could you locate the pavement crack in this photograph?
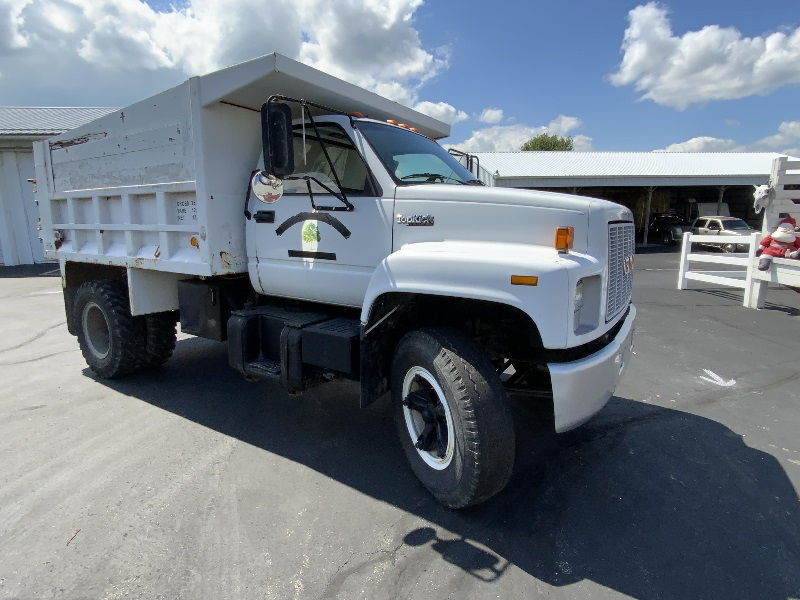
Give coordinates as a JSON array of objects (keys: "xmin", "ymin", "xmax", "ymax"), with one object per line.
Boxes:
[
  {"xmin": 322, "ymin": 541, "xmax": 406, "ymax": 599},
  {"xmin": 0, "ymin": 348, "xmax": 77, "ymax": 366},
  {"xmin": 0, "ymin": 321, "xmax": 66, "ymax": 353}
]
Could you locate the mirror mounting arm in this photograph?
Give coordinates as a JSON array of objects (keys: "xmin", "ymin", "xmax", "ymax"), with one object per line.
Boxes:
[
  {"xmin": 278, "ymin": 175, "xmax": 354, "ymax": 212},
  {"xmin": 266, "ymin": 95, "xmax": 354, "ymax": 213}
]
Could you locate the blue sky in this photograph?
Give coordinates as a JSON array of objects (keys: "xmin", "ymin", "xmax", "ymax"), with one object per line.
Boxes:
[
  {"xmin": 414, "ymin": 0, "xmax": 800, "ymax": 151},
  {"xmin": 1, "ymin": 0, "xmax": 798, "ymax": 153}
]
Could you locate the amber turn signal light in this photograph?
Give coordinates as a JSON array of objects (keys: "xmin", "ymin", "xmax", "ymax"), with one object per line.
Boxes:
[
  {"xmin": 555, "ymin": 226, "xmax": 574, "ymax": 252},
  {"xmin": 510, "ymin": 275, "xmax": 538, "ymax": 286}
]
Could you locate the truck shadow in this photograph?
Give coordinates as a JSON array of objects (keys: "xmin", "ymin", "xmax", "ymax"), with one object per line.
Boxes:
[{"xmin": 99, "ymin": 337, "xmax": 800, "ymax": 600}]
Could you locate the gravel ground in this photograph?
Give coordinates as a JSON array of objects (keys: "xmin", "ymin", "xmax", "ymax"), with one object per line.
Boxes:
[{"xmin": 0, "ymin": 253, "xmax": 798, "ymax": 600}]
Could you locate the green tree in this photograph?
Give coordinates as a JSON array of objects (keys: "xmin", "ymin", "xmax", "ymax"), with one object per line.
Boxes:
[{"xmin": 520, "ymin": 133, "xmax": 574, "ymax": 151}]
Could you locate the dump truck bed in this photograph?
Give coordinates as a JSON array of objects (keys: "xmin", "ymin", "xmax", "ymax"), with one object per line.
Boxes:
[{"xmin": 33, "ymin": 53, "xmax": 449, "ymax": 277}]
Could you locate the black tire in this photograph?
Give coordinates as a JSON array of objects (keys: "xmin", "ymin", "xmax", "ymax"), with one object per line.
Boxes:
[
  {"xmin": 661, "ymin": 231, "xmax": 671, "ymax": 245},
  {"xmin": 722, "ymin": 243, "xmax": 735, "ymax": 253},
  {"xmin": 73, "ymin": 280, "xmax": 146, "ymax": 379},
  {"xmin": 142, "ymin": 312, "xmax": 178, "ymax": 368},
  {"xmin": 391, "ymin": 328, "xmax": 515, "ymax": 509}
]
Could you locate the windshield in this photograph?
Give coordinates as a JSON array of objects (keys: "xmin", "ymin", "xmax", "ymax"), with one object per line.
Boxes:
[
  {"xmin": 357, "ymin": 121, "xmax": 478, "ymax": 185},
  {"xmin": 722, "ymin": 219, "xmax": 751, "ymax": 230}
]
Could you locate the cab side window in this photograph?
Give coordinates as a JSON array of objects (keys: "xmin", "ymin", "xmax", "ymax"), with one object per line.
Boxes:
[{"xmin": 284, "ymin": 123, "xmax": 374, "ymax": 196}]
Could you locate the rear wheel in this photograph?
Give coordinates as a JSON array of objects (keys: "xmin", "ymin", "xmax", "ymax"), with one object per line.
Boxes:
[
  {"xmin": 142, "ymin": 312, "xmax": 178, "ymax": 368},
  {"xmin": 74, "ymin": 280, "xmax": 146, "ymax": 379},
  {"xmin": 722, "ymin": 242, "xmax": 735, "ymax": 253},
  {"xmin": 391, "ymin": 328, "xmax": 515, "ymax": 509}
]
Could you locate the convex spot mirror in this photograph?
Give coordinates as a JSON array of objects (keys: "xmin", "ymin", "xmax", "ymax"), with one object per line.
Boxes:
[
  {"xmin": 261, "ymin": 101, "xmax": 295, "ymax": 178},
  {"xmin": 251, "ymin": 171, "xmax": 284, "ymax": 203}
]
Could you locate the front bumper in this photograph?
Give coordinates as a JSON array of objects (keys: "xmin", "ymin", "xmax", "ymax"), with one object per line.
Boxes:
[{"xmin": 548, "ymin": 305, "xmax": 636, "ymax": 432}]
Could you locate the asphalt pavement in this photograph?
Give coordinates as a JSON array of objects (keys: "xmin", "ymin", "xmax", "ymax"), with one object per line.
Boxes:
[{"xmin": 0, "ymin": 253, "xmax": 798, "ymax": 600}]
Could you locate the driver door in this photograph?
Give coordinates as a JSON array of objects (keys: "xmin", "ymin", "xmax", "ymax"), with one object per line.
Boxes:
[{"xmin": 248, "ymin": 122, "xmax": 392, "ymax": 307}]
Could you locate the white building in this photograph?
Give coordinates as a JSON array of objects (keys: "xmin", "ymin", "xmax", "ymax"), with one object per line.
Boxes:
[
  {"xmin": 462, "ymin": 151, "xmax": 799, "ymax": 242},
  {"xmin": 0, "ymin": 107, "xmax": 116, "ymax": 265}
]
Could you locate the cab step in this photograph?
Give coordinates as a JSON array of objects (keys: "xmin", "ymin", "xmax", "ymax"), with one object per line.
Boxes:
[
  {"xmin": 227, "ymin": 305, "xmax": 360, "ymax": 393},
  {"xmin": 243, "ymin": 358, "xmax": 281, "ymax": 380}
]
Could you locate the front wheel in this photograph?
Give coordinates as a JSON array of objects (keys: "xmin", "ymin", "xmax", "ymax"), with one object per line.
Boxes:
[
  {"xmin": 391, "ymin": 328, "xmax": 515, "ymax": 509},
  {"xmin": 722, "ymin": 242, "xmax": 735, "ymax": 253}
]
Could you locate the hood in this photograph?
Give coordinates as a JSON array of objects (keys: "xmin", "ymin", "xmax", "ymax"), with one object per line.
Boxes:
[
  {"xmin": 395, "ymin": 184, "xmax": 605, "ymax": 212},
  {"xmin": 393, "ymin": 184, "xmax": 631, "ymax": 255}
]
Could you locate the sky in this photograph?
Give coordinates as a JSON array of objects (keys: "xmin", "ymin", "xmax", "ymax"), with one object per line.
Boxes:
[{"xmin": 1, "ymin": 0, "xmax": 799, "ymax": 154}]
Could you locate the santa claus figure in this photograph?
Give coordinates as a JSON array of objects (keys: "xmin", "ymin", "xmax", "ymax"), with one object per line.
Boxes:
[{"xmin": 757, "ymin": 217, "xmax": 800, "ymax": 271}]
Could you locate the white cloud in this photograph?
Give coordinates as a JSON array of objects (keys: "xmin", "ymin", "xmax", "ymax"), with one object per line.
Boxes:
[
  {"xmin": 657, "ymin": 136, "xmax": 741, "ymax": 152},
  {"xmin": 572, "ymin": 134, "xmax": 593, "ymax": 152},
  {"xmin": 452, "ymin": 115, "xmax": 592, "ymax": 152},
  {"xmin": 657, "ymin": 120, "xmax": 800, "ymax": 156},
  {"xmin": 610, "ymin": 2, "xmax": 800, "ymax": 109},
  {"xmin": 413, "ymin": 100, "xmax": 468, "ymax": 125},
  {"xmin": 454, "ymin": 124, "xmax": 545, "ymax": 152},
  {"xmin": 0, "ymin": 0, "xmax": 464, "ymax": 121},
  {"xmin": 0, "ymin": 0, "xmax": 32, "ymax": 50},
  {"xmin": 754, "ymin": 121, "xmax": 800, "ymax": 153},
  {"xmin": 547, "ymin": 115, "xmax": 581, "ymax": 136},
  {"xmin": 478, "ymin": 107, "xmax": 503, "ymax": 124}
]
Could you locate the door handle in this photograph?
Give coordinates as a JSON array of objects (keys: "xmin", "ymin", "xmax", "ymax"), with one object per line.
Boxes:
[{"xmin": 254, "ymin": 210, "xmax": 275, "ymax": 224}]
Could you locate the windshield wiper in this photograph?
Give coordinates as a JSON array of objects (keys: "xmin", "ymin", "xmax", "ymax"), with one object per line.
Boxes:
[
  {"xmin": 466, "ymin": 178, "xmax": 484, "ymax": 186},
  {"xmin": 400, "ymin": 173, "xmax": 467, "ymax": 185}
]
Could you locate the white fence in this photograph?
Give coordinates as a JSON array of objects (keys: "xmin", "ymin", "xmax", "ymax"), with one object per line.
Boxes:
[
  {"xmin": 677, "ymin": 230, "xmax": 800, "ymax": 309},
  {"xmin": 677, "ymin": 157, "xmax": 800, "ymax": 309},
  {"xmin": 677, "ymin": 232, "xmax": 763, "ymax": 307}
]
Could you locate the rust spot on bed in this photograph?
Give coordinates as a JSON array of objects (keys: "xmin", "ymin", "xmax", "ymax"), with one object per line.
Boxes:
[
  {"xmin": 50, "ymin": 132, "xmax": 108, "ymax": 150},
  {"xmin": 219, "ymin": 251, "xmax": 234, "ymax": 270}
]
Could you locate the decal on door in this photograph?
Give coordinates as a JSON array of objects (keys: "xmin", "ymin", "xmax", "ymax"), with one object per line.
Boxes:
[
  {"xmin": 275, "ymin": 212, "xmax": 351, "ymax": 239},
  {"xmin": 274, "ymin": 211, "xmax": 350, "ymax": 262},
  {"xmin": 287, "ymin": 250, "xmax": 337, "ymax": 260}
]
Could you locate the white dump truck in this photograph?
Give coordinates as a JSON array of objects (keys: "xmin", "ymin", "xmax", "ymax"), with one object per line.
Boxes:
[{"xmin": 34, "ymin": 53, "xmax": 635, "ymax": 508}]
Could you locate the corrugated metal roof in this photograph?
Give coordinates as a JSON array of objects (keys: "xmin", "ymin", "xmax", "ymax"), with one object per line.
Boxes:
[
  {"xmin": 471, "ymin": 151, "xmax": 796, "ymax": 179},
  {"xmin": 0, "ymin": 107, "xmax": 118, "ymax": 136}
]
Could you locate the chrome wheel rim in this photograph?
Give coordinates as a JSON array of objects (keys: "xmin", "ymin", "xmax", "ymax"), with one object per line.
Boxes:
[
  {"xmin": 402, "ymin": 366, "xmax": 455, "ymax": 470},
  {"xmin": 82, "ymin": 302, "xmax": 110, "ymax": 360}
]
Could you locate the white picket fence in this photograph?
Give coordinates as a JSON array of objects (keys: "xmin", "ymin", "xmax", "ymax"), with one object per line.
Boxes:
[
  {"xmin": 677, "ymin": 232, "xmax": 763, "ymax": 307},
  {"xmin": 676, "ymin": 157, "xmax": 800, "ymax": 308}
]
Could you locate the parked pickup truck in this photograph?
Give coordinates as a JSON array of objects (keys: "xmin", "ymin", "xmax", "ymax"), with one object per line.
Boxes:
[{"xmin": 34, "ymin": 53, "xmax": 636, "ymax": 508}]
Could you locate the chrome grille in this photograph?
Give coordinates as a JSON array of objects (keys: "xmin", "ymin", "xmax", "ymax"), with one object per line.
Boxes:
[{"xmin": 606, "ymin": 222, "xmax": 635, "ymax": 322}]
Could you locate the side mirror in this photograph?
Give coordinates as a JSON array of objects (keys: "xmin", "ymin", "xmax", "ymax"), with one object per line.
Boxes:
[
  {"xmin": 251, "ymin": 171, "xmax": 283, "ymax": 204},
  {"xmin": 261, "ymin": 101, "xmax": 294, "ymax": 178}
]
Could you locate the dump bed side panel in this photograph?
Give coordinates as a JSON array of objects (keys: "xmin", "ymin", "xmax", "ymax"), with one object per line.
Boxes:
[
  {"xmin": 49, "ymin": 83, "xmax": 195, "ymax": 191},
  {"xmin": 34, "ymin": 83, "xmax": 229, "ymax": 276}
]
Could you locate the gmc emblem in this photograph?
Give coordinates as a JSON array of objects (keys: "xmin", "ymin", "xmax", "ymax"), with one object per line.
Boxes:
[{"xmin": 623, "ymin": 255, "xmax": 634, "ymax": 275}]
